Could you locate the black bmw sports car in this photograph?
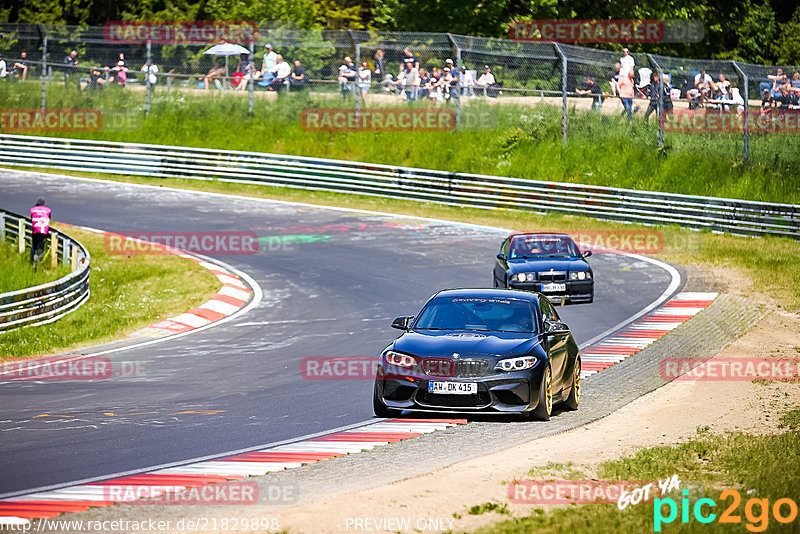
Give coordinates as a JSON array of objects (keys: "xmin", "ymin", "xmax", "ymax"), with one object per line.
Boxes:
[
  {"xmin": 493, "ymin": 233, "xmax": 594, "ymax": 304},
  {"xmin": 373, "ymin": 289, "xmax": 581, "ymax": 420}
]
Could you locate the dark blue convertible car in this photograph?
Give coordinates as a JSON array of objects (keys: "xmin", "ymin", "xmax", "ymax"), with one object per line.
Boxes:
[
  {"xmin": 373, "ymin": 288, "xmax": 581, "ymax": 420},
  {"xmin": 493, "ymin": 232, "xmax": 594, "ymax": 304}
]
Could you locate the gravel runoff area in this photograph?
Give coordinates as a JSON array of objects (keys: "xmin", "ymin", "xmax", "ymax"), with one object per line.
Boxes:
[{"xmin": 40, "ymin": 266, "xmax": 768, "ymax": 534}]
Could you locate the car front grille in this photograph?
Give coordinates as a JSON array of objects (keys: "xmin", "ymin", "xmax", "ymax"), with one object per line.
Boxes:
[
  {"xmin": 455, "ymin": 359, "xmax": 489, "ymax": 378},
  {"xmin": 538, "ymin": 270, "xmax": 567, "ymax": 282},
  {"xmin": 417, "ymin": 388, "xmax": 491, "ymax": 408}
]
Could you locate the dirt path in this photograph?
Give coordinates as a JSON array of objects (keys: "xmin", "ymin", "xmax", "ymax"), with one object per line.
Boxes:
[{"xmin": 261, "ymin": 307, "xmax": 800, "ymax": 533}]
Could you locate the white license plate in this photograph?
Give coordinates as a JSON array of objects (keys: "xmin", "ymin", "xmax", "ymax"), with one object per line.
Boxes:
[
  {"xmin": 541, "ymin": 282, "xmax": 567, "ymax": 293},
  {"xmin": 427, "ymin": 381, "xmax": 478, "ymax": 395}
]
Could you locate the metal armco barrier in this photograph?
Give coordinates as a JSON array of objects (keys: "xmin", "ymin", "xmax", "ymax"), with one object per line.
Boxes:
[
  {"xmin": 0, "ymin": 208, "xmax": 90, "ymax": 332},
  {"xmin": 0, "ymin": 134, "xmax": 797, "ymax": 239}
]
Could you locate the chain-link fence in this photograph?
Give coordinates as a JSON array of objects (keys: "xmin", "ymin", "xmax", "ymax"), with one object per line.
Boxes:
[{"xmin": 1, "ymin": 23, "xmax": 798, "ymax": 164}]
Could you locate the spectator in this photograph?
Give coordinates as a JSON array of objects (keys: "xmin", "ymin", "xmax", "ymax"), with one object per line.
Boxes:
[
  {"xmin": 619, "ymin": 69, "xmax": 635, "ymax": 119},
  {"xmin": 261, "ymin": 43, "xmax": 277, "ymax": 85},
  {"xmin": 111, "ymin": 59, "xmax": 128, "ymax": 86},
  {"xmin": 417, "ymin": 68, "xmax": 431, "ymax": 99},
  {"xmin": 760, "ymin": 67, "xmax": 788, "ymax": 98},
  {"xmin": 338, "ymin": 56, "xmax": 357, "ymax": 97},
  {"xmin": 63, "ymin": 49, "xmax": 79, "ymax": 86},
  {"xmin": 619, "ymin": 47, "xmax": 635, "ymax": 77},
  {"xmin": 269, "ymin": 54, "xmax": 291, "ymax": 92},
  {"xmin": 13, "ymin": 51, "xmax": 30, "ymax": 81},
  {"xmin": 0, "ymin": 53, "xmax": 6, "ymax": 79},
  {"xmin": 575, "ymin": 75, "xmax": 603, "ymax": 111},
  {"xmin": 358, "ymin": 60, "xmax": 371, "ymax": 100},
  {"xmin": 88, "ymin": 67, "xmax": 106, "ymax": 89},
  {"xmin": 775, "ymin": 86, "xmax": 798, "ymax": 108},
  {"xmin": 460, "ymin": 65, "xmax": 474, "ymax": 97},
  {"xmin": 289, "ymin": 59, "xmax": 307, "ymax": 91},
  {"xmin": 373, "ymin": 50, "xmax": 385, "ymax": 82},
  {"xmin": 235, "ymin": 53, "xmax": 256, "ymax": 91},
  {"xmin": 474, "ymin": 65, "xmax": 496, "ymax": 96},
  {"xmin": 30, "ymin": 198, "xmax": 51, "ymax": 265},
  {"xmin": 394, "ymin": 61, "xmax": 419, "ymax": 102},
  {"xmin": 761, "ymin": 88, "xmax": 773, "ymax": 109},
  {"xmin": 609, "ymin": 62, "xmax": 622, "ymax": 97},
  {"xmin": 792, "ymin": 72, "xmax": 800, "ymax": 90},
  {"xmin": 199, "ymin": 62, "xmax": 225, "ymax": 90},
  {"xmin": 140, "ymin": 61, "xmax": 158, "ymax": 85},
  {"xmin": 444, "ymin": 58, "xmax": 460, "ymax": 103},
  {"xmin": 400, "ymin": 47, "xmax": 419, "ymax": 74},
  {"xmin": 643, "ymin": 72, "xmax": 663, "ymax": 120},
  {"xmin": 687, "ymin": 68, "xmax": 713, "ymax": 108},
  {"xmin": 716, "ymin": 73, "xmax": 731, "ymax": 94},
  {"xmin": 427, "ymin": 67, "xmax": 443, "ymax": 102}
]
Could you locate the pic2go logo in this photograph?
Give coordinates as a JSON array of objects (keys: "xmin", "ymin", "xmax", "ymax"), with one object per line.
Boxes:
[{"xmin": 654, "ymin": 489, "xmax": 799, "ymax": 532}]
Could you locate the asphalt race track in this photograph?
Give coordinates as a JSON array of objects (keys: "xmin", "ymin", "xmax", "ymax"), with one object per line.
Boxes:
[{"xmin": 0, "ymin": 171, "xmax": 679, "ymax": 496}]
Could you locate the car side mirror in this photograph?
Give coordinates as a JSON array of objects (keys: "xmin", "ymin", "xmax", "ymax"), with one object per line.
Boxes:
[
  {"xmin": 496, "ymin": 253, "xmax": 505, "ymax": 260},
  {"xmin": 544, "ymin": 321, "xmax": 570, "ymax": 335},
  {"xmin": 582, "ymin": 250, "xmax": 592, "ymax": 258},
  {"xmin": 391, "ymin": 316, "xmax": 413, "ymax": 330}
]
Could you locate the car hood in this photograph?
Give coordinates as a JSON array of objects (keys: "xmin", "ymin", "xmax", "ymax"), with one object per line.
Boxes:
[
  {"xmin": 392, "ymin": 330, "xmax": 539, "ymax": 359},
  {"xmin": 506, "ymin": 257, "xmax": 588, "ymax": 274}
]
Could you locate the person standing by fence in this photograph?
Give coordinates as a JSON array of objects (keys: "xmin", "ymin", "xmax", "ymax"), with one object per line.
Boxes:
[
  {"xmin": 30, "ymin": 198, "xmax": 51, "ymax": 264},
  {"xmin": 619, "ymin": 69, "xmax": 635, "ymax": 119}
]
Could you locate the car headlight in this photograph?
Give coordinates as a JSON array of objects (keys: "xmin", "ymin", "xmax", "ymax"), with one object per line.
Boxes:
[
  {"xmin": 384, "ymin": 351, "xmax": 416, "ymax": 368},
  {"xmin": 569, "ymin": 271, "xmax": 591, "ymax": 280},
  {"xmin": 494, "ymin": 356, "xmax": 538, "ymax": 371},
  {"xmin": 514, "ymin": 273, "xmax": 535, "ymax": 282}
]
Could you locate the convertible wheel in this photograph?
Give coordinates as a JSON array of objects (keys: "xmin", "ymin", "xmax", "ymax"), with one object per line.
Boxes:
[
  {"xmin": 564, "ymin": 358, "xmax": 581, "ymax": 411},
  {"xmin": 373, "ymin": 383, "xmax": 402, "ymax": 418},
  {"xmin": 531, "ymin": 365, "xmax": 552, "ymax": 421}
]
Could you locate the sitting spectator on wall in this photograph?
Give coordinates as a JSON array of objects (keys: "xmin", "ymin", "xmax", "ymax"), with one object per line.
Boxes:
[
  {"xmin": 575, "ymin": 75, "xmax": 603, "ymax": 111},
  {"xmin": 761, "ymin": 88, "xmax": 773, "ymax": 109},
  {"xmin": 417, "ymin": 68, "xmax": 431, "ymax": 99},
  {"xmin": 199, "ymin": 62, "xmax": 225, "ymax": 89},
  {"xmin": 111, "ymin": 59, "xmax": 128, "ymax": 86},
  {"xmin": 87, "ymin": 67, "xmax": 107, "ymax": 89},
  {"xmin": 687, "ymin": 68, "xmax": 713, "ymax": 108},
  {"xmin": 792, "ymin": 72, "xmax": 800, "ymax": 90},
  {"xmin": 760, "ymin": 67, "xmax": 788, "ymax": 98},
  {"xmin": 235, "ymin": 53, "xmax": 257, "ymax": 91},
  {"xmin": 13, "ymin": 51, "xmax": 30, "ymax": 81},
  {"xmin": 426, "ymin": 67, "xmax": 442, "ymax": 101},
  {"xmin": 474, "ymin": 65, "xmax": 496, "ymax": 95},
  {"xmin": 289, "ymin": 60, "xmax": 307, "ymax": 91},
  {"xmin": 775, "ymin": 86, "xmax": 799, "ymax": 108},
  {"xmin": 268, "ymin": 54, "xmax": 291, "ymax": 92}
]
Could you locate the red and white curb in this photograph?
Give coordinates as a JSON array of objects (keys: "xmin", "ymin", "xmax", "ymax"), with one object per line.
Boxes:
[
  {"xmin": 0, "ymin": 419, "xmax": 466, "ymax": 522},
  {"xmin": 580, "ymin": 291, "xmax": 718, "ymax": 378},
  {"xmin": 76, "ymin": 227, "xmax": 255, "ymax": 339}
]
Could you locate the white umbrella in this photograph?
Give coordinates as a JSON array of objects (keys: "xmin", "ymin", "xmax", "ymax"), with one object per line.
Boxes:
[{"xmin": 203, "ymin": 43, "xmax": 251, "ymax": 92}]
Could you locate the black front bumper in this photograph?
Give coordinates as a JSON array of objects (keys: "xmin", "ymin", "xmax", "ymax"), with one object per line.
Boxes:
[
  {"xmin": 376, "ymin": 367, "xmax": 544, "ymax": 414},
  {"xmin": 508, "ymin": 280, "xmax": 593, "ymax": 303}
]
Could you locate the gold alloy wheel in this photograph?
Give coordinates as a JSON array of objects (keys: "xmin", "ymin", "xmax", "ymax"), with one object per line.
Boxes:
[
  {"xmin": 545, "ymin": 367, "xmax": 553, "ymax": 415},
  {"xmin": 574, "ymin": 360, "xmax": 581, "ymax": 405}
]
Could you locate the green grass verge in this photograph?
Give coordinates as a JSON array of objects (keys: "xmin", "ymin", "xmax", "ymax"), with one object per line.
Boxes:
[
  {"xmin": 0, "ymin": 225, "xmax": 221, "ymax": 361},
  {"xmin": 476, "ymin": 423, "xmax": 800, "ymax": 533},
  {"xmin": 0, "ymin": 239, "xmax": 71, "ymax": 293},
  {"xmin": 2, "ymin": 82, "xmax": 799, "ymax": 203},
  {"xmin": 5, "ymin": 167, "xmax": 800, "ymax": 313}
]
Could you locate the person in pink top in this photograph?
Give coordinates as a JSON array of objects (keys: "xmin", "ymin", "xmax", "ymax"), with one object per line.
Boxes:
[
  {"xmin": 30, "ymin": 198, "xmax": 51, "ymax": 264},
  {"xmin": 619, "ymin": 69, "xmax": 635, "ymax": 120}
]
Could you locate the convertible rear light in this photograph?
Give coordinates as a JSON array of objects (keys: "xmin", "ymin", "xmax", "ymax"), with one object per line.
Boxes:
[{"xmin": 384, "ymin": 351, "xmax": 416, "ymax": 368}]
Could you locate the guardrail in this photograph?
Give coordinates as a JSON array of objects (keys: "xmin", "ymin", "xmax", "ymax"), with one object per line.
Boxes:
[
  {"xmin": 0, "ymin": 134, "xmax": 797, "ymax": 239},
  {"xmin": 0, "ymin": 208, "xmax": 90, "ymax": 332}
]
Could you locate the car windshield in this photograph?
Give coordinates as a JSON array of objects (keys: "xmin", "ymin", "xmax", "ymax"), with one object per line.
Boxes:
[
  {"xmin": 508, "ymin": 235, "xmax": 579, "ymax": 258},
  {"xmin": 414, "ymin": 296, "xmax": 537, "ymax": 333}
]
